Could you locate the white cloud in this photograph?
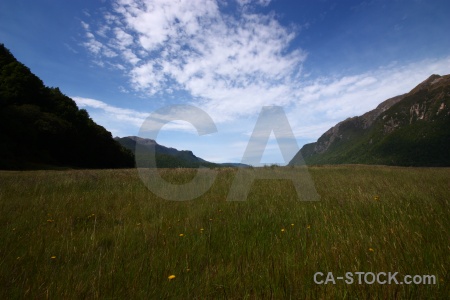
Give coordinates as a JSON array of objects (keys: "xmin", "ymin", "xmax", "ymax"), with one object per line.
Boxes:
[
  {"xmin": 113, "ymin": 28, "xmax": 134, "ymax": 49},
  {"xmin": 288, "ymin": 56, "xmax": 450, "ymax": 140},
  {"xmin": 73, "ymin": 97, "xmax": 147, "ymax": 128},
  {"xmin": 78, "ymin": 0, "xmax": 450, "ymax": 163},
  {"xmin": 73, "ymin": 97, "xmax": 211, "ymax": 136},
  {"xmin": 80, "ymin": 21, "xmax": 90, "ymax": 30},
  {"xmin": 73, "ymin": 55, "xmax": 450, "ymax": 159},
  {"xmin": 236, "ymin": 0, "xmax": 272, "ymax": 7},
  {"xmin": 81, "ymin": 0, "xmax": 306, "ymax": 122}
]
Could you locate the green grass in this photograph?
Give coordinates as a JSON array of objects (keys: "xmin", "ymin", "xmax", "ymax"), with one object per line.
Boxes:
[{"xmin": 0, "ymin": 166, "xmax": 449, "ymax": 299}]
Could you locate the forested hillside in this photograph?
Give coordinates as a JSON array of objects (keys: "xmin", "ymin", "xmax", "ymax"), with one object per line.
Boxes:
[{"xmin": 0, "ymin": 44, "xmax": 134, "ymax": 169}]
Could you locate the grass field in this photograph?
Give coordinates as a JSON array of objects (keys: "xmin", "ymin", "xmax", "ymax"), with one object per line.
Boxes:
[{"xmin": 0, "ymin": 166, "xmax": 449, "ymax": 299}]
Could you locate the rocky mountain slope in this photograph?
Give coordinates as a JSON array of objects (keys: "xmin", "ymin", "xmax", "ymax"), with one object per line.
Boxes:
[{"xmin": 289, "ymin": 74, "xmax": 450, "ymax": 166}]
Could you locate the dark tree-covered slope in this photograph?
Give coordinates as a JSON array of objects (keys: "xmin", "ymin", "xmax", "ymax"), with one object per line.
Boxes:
[
  {"xmin": 0, "ymin": 44, "xmax": 134, "ymax": 169},
  {"xmin": 289, "ymin": 74, "xmax": 450, "ymax": 167}
]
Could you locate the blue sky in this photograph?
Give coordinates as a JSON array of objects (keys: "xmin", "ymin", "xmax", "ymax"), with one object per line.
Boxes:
[{"xmin": 1, "ymin": 0, "xmax": 450, "ymax": 164}]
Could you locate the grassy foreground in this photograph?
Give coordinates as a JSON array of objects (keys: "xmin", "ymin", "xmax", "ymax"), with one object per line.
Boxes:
[{"xmin": 0, "ymin": 166, "xmax": 448, "ymax": 299}]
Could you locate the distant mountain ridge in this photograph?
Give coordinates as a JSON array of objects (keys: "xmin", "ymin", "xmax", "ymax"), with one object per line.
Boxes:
[
  {"xmin": 289, "ymin": 74, "xmax": 450, "ymax": 166},
  {"xmin": 116, "ymin": 136, "xmax": 249, "ymax": 168}
]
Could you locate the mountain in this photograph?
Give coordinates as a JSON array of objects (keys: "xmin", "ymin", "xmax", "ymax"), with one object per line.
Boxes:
[
  {"xmin": 115, "ymin": 136, "xmax": 219, "ymax": 168},
  {"xmin": 220, "ymin": 163, "xmax": 251, "ymax": 168},
  {"xmin": 116, "ymin": 136, "xmax": 251, "ymax": 168},
  {"xmin": 289, "ymin": 74, "xmax": 450, "ymax": 167},
  {"xmin": 0, "ymin": 44, "xmax": 134, "ymax": 169}
]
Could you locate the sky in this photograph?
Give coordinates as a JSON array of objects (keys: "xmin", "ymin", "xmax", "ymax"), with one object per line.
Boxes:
[{"xmin": 1, "ymin": 0, "xmax": 450, "ymax": 165}]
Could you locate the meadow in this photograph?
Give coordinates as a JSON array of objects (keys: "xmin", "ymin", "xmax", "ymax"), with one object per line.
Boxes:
[{"xmin": 0, "ymin": 166, "xmax": 448, "ymax": 299}]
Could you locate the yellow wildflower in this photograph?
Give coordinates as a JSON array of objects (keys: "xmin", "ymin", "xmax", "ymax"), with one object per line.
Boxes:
[
  {"xmin": 51, "ymin": 256, "xmax": 56, "ymax": 259},
  {"xmin": 179, "ymin": 234, "xmax": 184, "ymax": 237},
  {"xmin": 281, "ymin": 229, "xmax": 285, "ymax": 232},
  {"xmin": 369, "ymin": 248, "xmax": 374, "ymax": 252},
  {"xmin": 168, "ymin": 275, "xmax": 176, "ymax": 280},
  {"xmin": 291, "ymin": 223, "xmax": 295, "ymax": 227}
]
